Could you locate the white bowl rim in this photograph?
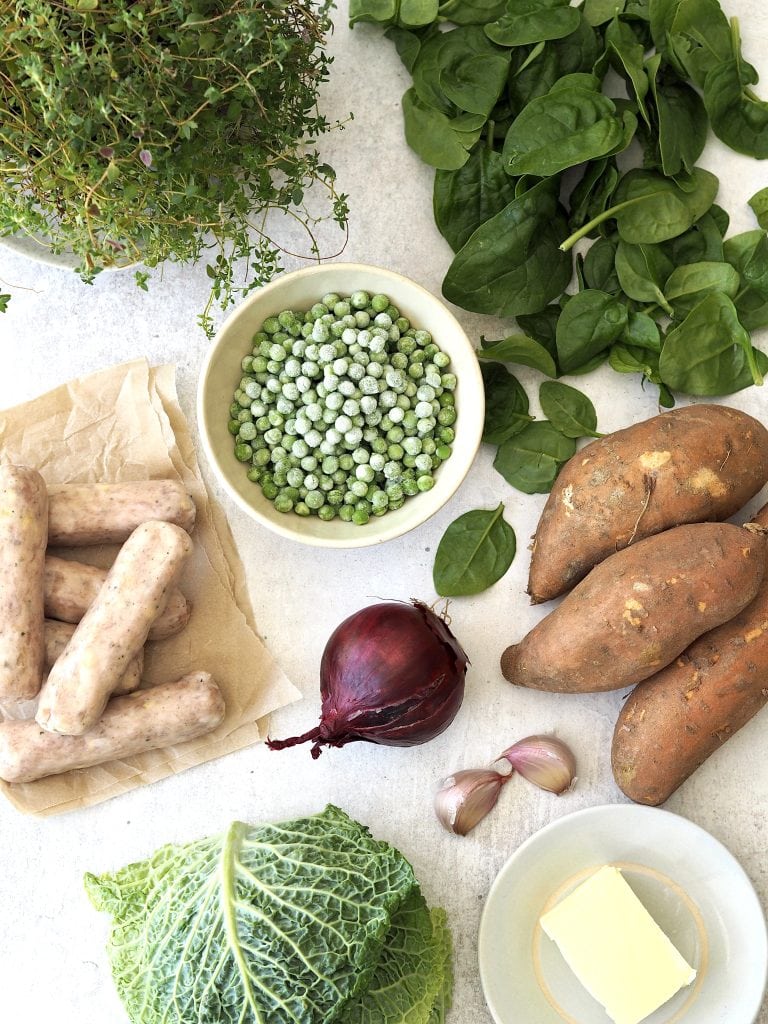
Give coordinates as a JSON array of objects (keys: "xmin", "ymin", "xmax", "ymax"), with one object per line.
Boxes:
[{"xmin": 197, "ymin": 261, "xmax": 484, "ymax": 549}]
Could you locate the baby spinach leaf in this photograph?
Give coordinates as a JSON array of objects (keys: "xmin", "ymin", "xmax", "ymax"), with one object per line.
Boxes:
[
  {"xmin": 651, "ymin": 0, "xmax": 731, "ymax": 86},
  {"xmin": 584, "ymin": 0, "xmax": 626, "ymax": 26},
  {"xmin": 412, "ymin": 32, "xmax": 459, "ymax": 115},
  {"xmin": 433, "ymin": 146, "xmax": 516, "ymax": 252},
  {"xmin": 723, "ymin": 230, "xmax": 768, "ymax": 331},
  {"xmin": 623, "ymin": 310, "xmax": 662, "ymax": 351},
  {"xmin": 502, "ymin": 81, "xmax": 625, "ymax": 177},
  {"xmin": 663, "ymin": 207, "xmax": 727, "ymax": 264},
  {"xmin": 749, "ymin": 188, "xmax": 768, "ymax": 231},
  {"xmin": 442, "ymin": 179, "xmax": 572, "ymax": 316},
  {"xmin": 663, "ymin": 260, "xmax": 740, "ymax": 318},
  {"xmin": 480, "ymin": 362, "xmax": 534, "ymax": 444},
  {"xmin": 645, "ymin": 54, "xmax": 707, "ymax": 175},
  {"xmin": 385, "ymin": 26, "xmax": 424, "ymax": 72},
  {"xmin": 658, "ymin": 291, "xmax": 767, "ymax": 395},
  {"xmin": 508, "ymin": 16, "xmax": 600, "ymax": 113},
  {"xmin": 437, "ymin": 27, "xmax": 510, "ymax": 116},
  {"xmin": 704, "ymin": 47, "xmax": 768, "ymax": 159},
  {"xmin": 400, "ymin": 0, "xmax": 441, "ymax": 26},
  {"xmin": 493, "ymin": 421, "xmax": 576, "ymax": 493},
  {"xmin": 583, "ymin": 235, "xmax": 621, "ymax": 293},
  {"xmin": 539, "ymin": 380, "xmax": 601, "ymax": 437},
  {"xmin": 402, "ymin": 89, "xmax": 473, "ymax": 169},
  {"xmin": 485, "ymin": 0, "xmax": 580, "ymax": 46},
  {"xmin": 569, "ymin": 159, "xmax": 620, "ymax": 231},
  {"xmin": 438, "ymin": 0, "xmax": 508, "ymax": 24},
  {"xmin": 516, "ymin": 305, "xmax": 561, "ymax": 357},
  {"xmin": 350, "ymin": 0, "xmax": 398, "ymax": 25},
  {"xmin": 615, "ymin": 239, "xmax": 674, "ymax": 312},
  {"xmin": 479, "ymin": 333, "xmax": 558, "ymax": 377},
  {"xmin": 555, "ymin": 288, "xmax": 629, "ymax": 372},
  {"xmin": 612, "ymin": 167, "xmax": 718, "ymax": 244},
  {"xmin": 604, "ymin": 16, "xmax": 650, "ymax": 124},
  {"xmin": 433, "ymin": 503, "xmax": 516, "ymax": 596}
]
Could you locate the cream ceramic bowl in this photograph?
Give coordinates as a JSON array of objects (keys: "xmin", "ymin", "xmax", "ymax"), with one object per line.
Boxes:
[{"xmin": 197, "ymin": 262, "xmax": 484, "ymax": 548}]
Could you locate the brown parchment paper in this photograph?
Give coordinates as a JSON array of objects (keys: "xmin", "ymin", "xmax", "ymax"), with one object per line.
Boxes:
[{"xmin": 0, "ymin": 359, "xmax": 300, "ymax": 816}]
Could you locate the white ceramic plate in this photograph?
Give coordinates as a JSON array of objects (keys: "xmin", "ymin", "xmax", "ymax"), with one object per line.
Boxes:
[{"xmin": 478, "ymin": 804, "xmax": 767, "ymax": 1024}]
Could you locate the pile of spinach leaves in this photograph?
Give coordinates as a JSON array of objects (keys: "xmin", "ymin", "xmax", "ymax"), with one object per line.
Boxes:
[{"xmin": 350, "ymin": 0, "xmax": 768, "ymax": 410}]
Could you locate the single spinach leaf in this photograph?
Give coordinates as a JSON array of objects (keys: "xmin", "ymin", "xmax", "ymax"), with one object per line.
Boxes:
[
  {"xmin": 480, "ymin": 362, "xmax": 534, "ymax": 444},
  {"xmin": 584, "ymin": 0, "xmax": 626, "ymax": 26},
  {"xmin": 610, "ymin": 342, "xmax": 659, "ymax": 376},
  {"xmin": 479, "ymin": 334, "xmax": 558, "ymax": 377},
  {"xmin": 400, "ymin": 0, "xmax": 441, "ymax": 26},
  {"xmin": 569, "ymin": 159, "xmax": 620, "ymax": 231},
  {"xmin": 437, "ymin": 27, "xmax": 510, "ymax": 116},
  {"xmin": 663, "ymin": 208, "xmax": 727, "ymax": 264},
  {"xmin": 438, "ymin": 0, "xmax": 507, "ymax": 23},
  {"xmin": 412, "ymin": 32, "xmax": 459, "ymax": 115},
  {"xmin": 623, "ymin": 310, "xmax": 662, "ymax": 351},
  {"xmin": 402, "ymin": 89, "xmax": 472, "ymax": 170},
  {"xmin": 645, "ymin": 53, "xmax": 707, "ymax": 175},
  {"xmin": 555, "ymin": 288, "xmax": 629, "ymax": 372},
  {"xmin": 703, "ymin": 50, "xmax": 768, "ymax": 159},
  {"xmin": 749, "ymin": 188, "xmax": 768, "ymax": 230},
  {"xmin": 650, "ymin": 0, "xmax": 731, "ymax": 86},
  {"xmin": 442, "ymin": 179, "xmax": 572, "ymax": 316},
  {"xmin": 502, "ymin": 81, "xmax": 625, "ymax": 177},
  {"xmin": 664, "ymin": 260, "xmax": 740, "ymax": 318},
  {"xmin": 539, "ymin": 380, "xmax": 600, "ymax": 437},
  {"xmin": 658, "ymin": 291, "xmax": 767, "ymax": 395},
  {"xmin": 508, "ymin": 15, "xmax": 600, "ymax": 113},
  {"xmin": 615, "ymin": 239, "xmax": 674, "ymax": 312},
  {"xmin": 612, "ymin": 167, "xmax": 718, "ymax": 244},
  {"xmin": 604, "ymin": 16, "xmax": 650, "ymax": 124},
  {"xmin": 433, "ymin": 503, "xmax": 516, "ymax": 596},
  {"xmin": 350, "ymin": 0, "xmax": 398, "ymax": 25},
  {"xmin": 493, "ymin": 421, "xmax": 577, "ymax": 493},
  {"xmin": 485, "ymin": 0, "xmax": 580, "ymax": 46},
  {"xmin": 583, "ymin": 236, "xmax": 621, "ymax": 292},
  {"xmin": 516, "ymin": 305, "xmax": 561, "ymax": 359},
  {"xmin": 723, "ymin": 230, "xmax": 768, "ymax": 330},
  {"xmin": 385, "ymin": 26, "xmax": 424, "ymax": 72},
  {"xmin": 433, "ymin": 146, "xmax": 517, "ymax": 252}
]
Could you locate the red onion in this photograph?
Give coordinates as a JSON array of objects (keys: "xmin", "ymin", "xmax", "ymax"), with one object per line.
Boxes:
[{"xmin": 268, "ymin": 600, "xmax": 468, "ymax": 758}]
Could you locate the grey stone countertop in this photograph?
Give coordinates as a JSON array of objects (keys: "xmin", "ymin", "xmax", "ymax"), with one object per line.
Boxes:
[{"xmin": 0, "ymin": 2, "xmax": 766, "ymax": 1021}]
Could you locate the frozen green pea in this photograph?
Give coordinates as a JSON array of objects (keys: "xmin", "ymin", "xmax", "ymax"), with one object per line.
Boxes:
[
  {"xmin": 371, "ymin": 293, "xmax": 389, "ymax": 313},
  {"xmin": 294, "ymin": 501, "xmax": 311, "ymax": 516},
  {"xmin": 438, "ymin": 407, "xmax": 456, "ymax": 426},
  {"xmin": 247, "ymin": 467, "xmax": 263, "ymax": 483},
  {"xmin": 228, "ymin": 419, "xmax": 240, "ymax": 435},
  {"xmin": 350, "ymin": 290, "xmax": 370, "ymax": 309},
  {"xmin": 417, "ymin": 475, "xmax": 434, "ymax": 492},
  {"xmin": 238, "ymin": 421, "xmax": 257, "ymax": 441},
  {"xmin": 274, "ymin": 493, "xmax": 294, "ymax": 513},
  {"xmin": 263, "ymin": 316, "xmax": 281, "ymax": 334}
]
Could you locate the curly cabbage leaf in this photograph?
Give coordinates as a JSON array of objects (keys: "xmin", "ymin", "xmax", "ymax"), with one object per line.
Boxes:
[{"xmin": 85, "ymin": 805, "xmax": 451, "ymax": 1024}]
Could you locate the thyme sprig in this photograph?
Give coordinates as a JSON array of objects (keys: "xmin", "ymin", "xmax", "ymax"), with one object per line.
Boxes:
[{"xmin": 0, "ymin": 0, "xmax": 349, "ymax": 334}]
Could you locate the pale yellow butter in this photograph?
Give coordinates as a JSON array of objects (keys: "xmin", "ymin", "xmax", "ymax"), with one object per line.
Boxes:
[{"xmin": 539, "ymin": 865, "xmax": 696, "ymax": 1024}]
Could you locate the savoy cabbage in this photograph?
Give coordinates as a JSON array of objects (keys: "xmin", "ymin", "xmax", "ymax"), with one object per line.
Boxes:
[{"xmin": 85, "ymin": 805, "xmax": 452, "ymax": 1024}]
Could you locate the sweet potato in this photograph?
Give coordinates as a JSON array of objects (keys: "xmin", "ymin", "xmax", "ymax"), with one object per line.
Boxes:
[
  {"xmin": 612, "ymin": 504, "xmax": 768, "ymax": 805},
  {"xmin": 528, "ymin": 404, "xmax": 768, "ymax": 604},
  {"xmin": 501, "ymin": 522, "xmax": 766, "ymax": 693}
]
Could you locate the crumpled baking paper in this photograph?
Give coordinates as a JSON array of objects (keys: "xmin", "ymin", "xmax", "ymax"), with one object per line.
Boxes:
[{"xmin": 0, "ymin": 358, "xmax": 300, "ymax": 816}]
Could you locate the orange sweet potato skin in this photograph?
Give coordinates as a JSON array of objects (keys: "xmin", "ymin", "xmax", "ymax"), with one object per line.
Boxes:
[
  {"xmin": 612, "ymin": 506, "xmax": 768, "ymax": 805},
  {"xmin": 528, "ymin": 404, "xmax": 768, "ymax": 604},
  {"xmin": 501, "ymin": 522, "xmax": 766, "ymax": 694}
]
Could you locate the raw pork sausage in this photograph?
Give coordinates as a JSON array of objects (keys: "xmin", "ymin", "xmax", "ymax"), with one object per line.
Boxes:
[
  {"xmin": 0, "ymin": 672, "xmax": 224, "ymax": 783},
  {"xmin": 0, "ymin": 465, "xmax": 48, "ymax": 704},
  {"xmin": 47, "ymin": 479, "xmax": 195, "ymax": 546},
  {"xmin": 37, "ymin": 521, "xmax": 192, "ymax": 734},
  {"xmin": 44, "ymin": 554, "xmax": 190, "ymax": 640}
]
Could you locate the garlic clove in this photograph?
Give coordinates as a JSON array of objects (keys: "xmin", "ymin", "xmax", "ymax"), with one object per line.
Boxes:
[
  {"xmin": 434, "ymin": 768, "xmax": 507, "ymax": 835},
  {"xmin": 498, "ymin": 735, "xmax": 576, "ymax": 795}
]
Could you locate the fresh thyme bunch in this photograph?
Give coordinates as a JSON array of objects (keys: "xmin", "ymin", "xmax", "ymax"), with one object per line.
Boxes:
[{"xmin": 0, "ymin": 0, "xmax": 349, "ymax": 334}]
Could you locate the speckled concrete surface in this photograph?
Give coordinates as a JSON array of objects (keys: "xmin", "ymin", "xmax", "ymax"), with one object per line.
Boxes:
[{"xmin": 0, "ymin": 2, "xmax": 766, "ymax": 1021}]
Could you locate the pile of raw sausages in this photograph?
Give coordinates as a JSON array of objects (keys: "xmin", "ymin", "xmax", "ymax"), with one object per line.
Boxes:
[
  {"xmin": 0, "ymin": 467, "xmax": 225, "ymax": 785},
  {"xmin": 500, "ymin": 404, "xmax": 768, "ymax": 806}
]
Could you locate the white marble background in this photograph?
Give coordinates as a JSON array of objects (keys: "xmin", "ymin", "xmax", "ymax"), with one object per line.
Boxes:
[{"xmin": 0, "ymin": 1, "xmax": 766, "ymax": 1021}]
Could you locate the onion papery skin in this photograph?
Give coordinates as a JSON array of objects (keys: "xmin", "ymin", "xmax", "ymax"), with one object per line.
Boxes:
[{"xmin": 267, "ymin": 600, "xmax": 469, "ymax": 758}]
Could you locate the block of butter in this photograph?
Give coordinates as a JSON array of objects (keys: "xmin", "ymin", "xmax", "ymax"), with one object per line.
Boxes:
[{"xmin": 539, "ymin": 865, "xmax": 696, "ymax": 1024}]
